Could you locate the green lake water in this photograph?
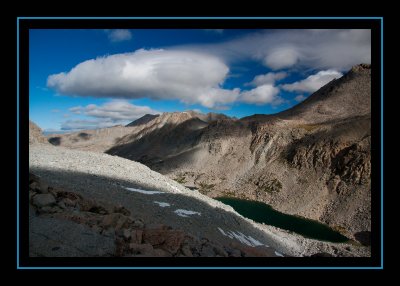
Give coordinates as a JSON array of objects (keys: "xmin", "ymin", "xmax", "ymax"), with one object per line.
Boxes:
[{"xmin": 216, "ymin": 197, "xmax": 349, "ymax": 243}]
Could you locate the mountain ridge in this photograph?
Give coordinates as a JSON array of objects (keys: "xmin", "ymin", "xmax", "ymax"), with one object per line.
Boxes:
[
  {"xmin": 103, "ymin": 64, "xmax": 371, "ymax": 242},
  {"xmin": 37, "ymin": 64, "xmax": 371, "ymax": 245}
]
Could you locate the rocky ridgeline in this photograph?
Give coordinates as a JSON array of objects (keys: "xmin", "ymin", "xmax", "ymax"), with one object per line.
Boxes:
[
  {"xmin": 29, "ymin": 173, "xmax": 277, "ymax": 257},
  {"xmin": 29, "ymin": 121, "xmax": 48, "ymax": 145}
]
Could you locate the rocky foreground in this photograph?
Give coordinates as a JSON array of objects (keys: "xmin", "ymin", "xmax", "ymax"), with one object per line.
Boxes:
[
  {"xmin": 30, "ymin": 173, "xmax": 274, "ymax": 257},
  {"xmin": 29, "ymin": 144, "xmax": 370, "ymax": 257}
]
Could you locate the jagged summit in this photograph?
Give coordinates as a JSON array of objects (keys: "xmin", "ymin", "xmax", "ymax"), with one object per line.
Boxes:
[
  {"xmin": 249, "ymin": 64, "xmax": 371, "ymax": 124},
  {"xmin": 126, "ymin": 114, "xmax": 160, "ymax": 127}
]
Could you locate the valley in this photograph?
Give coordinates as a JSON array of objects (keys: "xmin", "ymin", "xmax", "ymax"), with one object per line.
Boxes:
[{"xmin": 43, "ymin": 64, "xmax": 372, "ymax": 248}]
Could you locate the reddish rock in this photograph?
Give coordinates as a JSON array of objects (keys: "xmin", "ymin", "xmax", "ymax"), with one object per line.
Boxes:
[
  {"xmin": 130, "ymin": 230, "xmax": 143, "ymax": 244},
  {"xmin": 143, "ymin": 229, "xmax": 184, "ymax": 254}
]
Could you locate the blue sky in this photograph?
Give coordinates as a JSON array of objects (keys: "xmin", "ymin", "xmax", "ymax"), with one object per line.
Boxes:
[{"xmin": 29, "ymin": 29, "xmax": 371, "ymax": 132}]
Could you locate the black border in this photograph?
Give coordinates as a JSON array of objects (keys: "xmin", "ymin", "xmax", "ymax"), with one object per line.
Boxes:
[{"xmin": 18, "ymin": 17, "xmax": 383, "ymax": 269}]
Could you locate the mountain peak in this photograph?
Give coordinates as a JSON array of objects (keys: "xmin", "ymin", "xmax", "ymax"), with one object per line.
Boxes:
[
  {"xmin": 350, "ymin": 63, "xmax": 371, "ymax": 74},
  {"xmin": 126, "ymin": 114, "xmax": 160, "ymax": 127},
  {"xmin": 276, "ymin": 64, "xmax": 371, "ymax": 123}
]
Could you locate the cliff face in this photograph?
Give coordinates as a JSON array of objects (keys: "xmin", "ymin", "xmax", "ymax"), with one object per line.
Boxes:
[{"xmin": 103, "ymin": 65, "xmax": 371, "ymax": 242}]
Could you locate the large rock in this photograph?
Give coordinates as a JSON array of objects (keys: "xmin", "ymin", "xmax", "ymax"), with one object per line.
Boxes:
[
  {"xmin": 32, "ymin": 193, "xmax": 56, "ymax": 208},
  {"xmin": 143, "ymin": 228, "xmax": 185, "ymax": 254},
  {"xmin": 101, "ymin": 213, "xmax": 130, "ymax": 230}
]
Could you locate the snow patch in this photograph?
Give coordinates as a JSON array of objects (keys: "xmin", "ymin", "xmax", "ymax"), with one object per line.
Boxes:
[
  {"xmin": 154, "ymin": 201, "xmax": 170, "ymax": 207},
  {"xmin": 166, "ymin": 182, "xmax": 181, "ymax": 193},
  {"xmin": 218, "ymin": 228, "xmax": 264, "ymax": 247},
  {"xmin": 275, "ymin": 251, "xmax": 284, "ymax": 257},
  {"xmin": 174, "ymin": 209, "xmax": 201, "ymax": 218},
  {"xmin": 124, "ymin": 187, "xmax": 163, "ymax": 195},
  {"xmin": 217, "ymin": 227, "xmax": 227, "ymax": 236}
]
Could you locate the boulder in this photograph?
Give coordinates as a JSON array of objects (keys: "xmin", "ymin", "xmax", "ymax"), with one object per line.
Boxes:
[
  {"xmin": 143, "ymin": 229, "xmax": 184, "ymax": 254},
  {"xmin": 101, "ymin": 213, "xmax": 129, "ymax": 230},
  {"xmin": 181, "ymin": 245, "xmax": 193, "ymax": 257},
  {"xmin": 32, "ymin": 193, "xmax": 56, "ymax": 208}
]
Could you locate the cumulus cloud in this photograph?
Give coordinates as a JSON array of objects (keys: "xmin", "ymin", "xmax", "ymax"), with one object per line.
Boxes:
[
  {"xmin": 264, "ymin": 48, "xmax": 299, "ymax": 70},
  {"xmin": 48, "ymin": 49, "xmax": 239, "ymax": 109},
  {"xmin": 282, "ymin": 70, "xmax": 343, "ymax": 93},
  {"xmin": 184, "ymin": 29, "xmax": 371, "ymax": 71},
  {"xmin": 62, "ymin": 101, "xmax": 159, "ymax": 131},
  {"xmin": 105, "ymin": 29, "xmax": 132, "ymax": 42},
  {"xmin": 239, "ymin": 84, "xmax": 281, "ymax": 105},
  {"xmin": 47, "ymin": 29, "xmax": 368, "ymax": 110},
  {"xmin": 69, "ymin": 100, "xmax": 159, "ymax": 121},
  {"xmin": 51, "ymin": 109, "xmax": 60, "ymax": 113},
  {"xmin": 248, "ymin": 72, "xmax": 287, "ymax": 86},
  {"xmin": 294, "ymin": 94, "xmax": 306, "ymax": 102}
]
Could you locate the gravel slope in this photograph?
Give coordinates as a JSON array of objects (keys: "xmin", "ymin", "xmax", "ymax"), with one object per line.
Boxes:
[{"xmin": 29, "ymin": 144, "xmax": 370, "ymax": 257}]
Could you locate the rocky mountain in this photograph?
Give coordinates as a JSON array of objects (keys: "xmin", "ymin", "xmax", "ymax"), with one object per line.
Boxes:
[
  {"xmin": 126, "ymin": 114, "xmax": 160, "ymax": 127},
  {"xmin": 45, "ymin": 111, "xmax": 229, "ymax": 153},
  {"xmin": 29, "ymin": 120, "xmax": 48, "ymax": 145},
  {"xmin": 103, "ymin": 64, "xmax": 371, "ymax": 243},
  {"xmin": 46, "ymin": 125, "xmax": 138, "ymax": 153}
]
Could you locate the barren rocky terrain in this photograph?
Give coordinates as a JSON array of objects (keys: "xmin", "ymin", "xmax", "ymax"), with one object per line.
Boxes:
[
  {"xmin": 37, "ymin": 64, "xmax": 372, "ymax": 254},
  {"xmin": 103, "ymin": 64, "xmax": 371, "ymax": 242},
  {"xmin": 29, "ymin": 144, "xmax": 369, "ymax": 257}
]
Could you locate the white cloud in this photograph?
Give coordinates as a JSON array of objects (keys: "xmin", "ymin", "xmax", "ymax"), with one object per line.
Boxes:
[
  {"xmin": 282, "ymin": 70, "xmax": 343, "ymax": 93},
  {"xmin": 184, "ymin": 29, "xmax": 371, "ymax": 71},
  {"xmin": 264, "ymin": 48, "xmax": 299, "ymax": 70},
  {"xmin": 69, "ymin": 106, "xmax": 83, "ymax": 114},
  {"xmin": 248, "ymin": 72, "xmax": 287, "ymax": 86},
  {"xmin": 51, "ymin": 109, "xmax": 61, "ymax": 113},
  {"xmin": 197, "ymin": 88, "xmax": 240, "ymax": 109},
  {"xmin": 105, "ymin": 29, "xmax": 132, "ymax": 42},
  {"xmin": 294, "ymin": 94, "xmax": 306, "ymax": 102},
  {"xmin": 239, "ymin": 84, "xmax": 281, "ymax": 105},
  {"xmin": 47, "ymin": 29, "xmax": 368, "ymax": 111},
  {"xmin": 62, "ymin": 101, "xmax": 160, "ymax": 131},
  {"xmin": 69, "ymin": 100, "xmax": 159, "ymax": 121},
  {"xmin": 48, "ymin": 49, "xmax": 239, "ymax": 109}
]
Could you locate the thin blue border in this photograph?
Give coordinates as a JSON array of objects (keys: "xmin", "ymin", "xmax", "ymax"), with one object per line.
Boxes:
[
  {"xmin": 16, "ymin": 17, "xmax": 20, "ymax": 269},
  {"xmin": 380, "ymin": 17, "xmax": 384, "ymax": 269},
  {"xmin": 18, "ymin": 17, "xmax": 383, "ymax": 20},
  {"xmin": 18, "ymin": 16, "xmax": 384, "ymax": 270}
]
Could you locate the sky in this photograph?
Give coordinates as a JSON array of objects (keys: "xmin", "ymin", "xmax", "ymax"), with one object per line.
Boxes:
[{"xmin": 29, "ymin": 29, "xmax": 371, "ymax": 132}]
